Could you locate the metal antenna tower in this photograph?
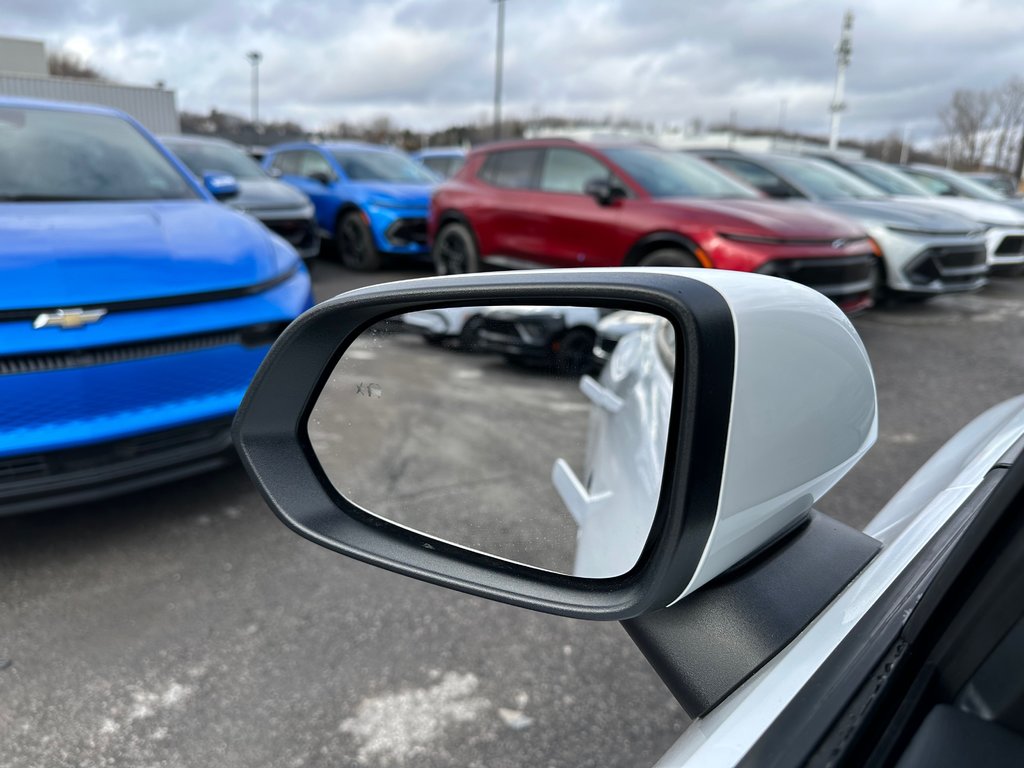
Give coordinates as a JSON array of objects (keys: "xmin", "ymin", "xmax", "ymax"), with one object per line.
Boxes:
[{"xmin": 828, "ymin": 11, "xmax": 853, "ymax": 151}]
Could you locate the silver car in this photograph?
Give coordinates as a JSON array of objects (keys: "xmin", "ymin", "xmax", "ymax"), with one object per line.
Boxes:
[
  {"xmin": 696, "ymin": 150, "xmax": 989, "ymax": 298},
  {"xmin": 810, "ymin": 154, "xmax": 1024, "ymax": 272}
]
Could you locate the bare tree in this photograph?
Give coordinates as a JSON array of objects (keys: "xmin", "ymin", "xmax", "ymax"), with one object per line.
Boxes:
[
  {"xmin": 939, "ymin": 88, "xmax": 996, "ymax": 169},
  {"xmin": 46, "ymin": 52, "xmax": 105, "ymax": 80},
  {"xmin": 992, "ymin": 77, "xmax": 1024, "ymax": 172}
]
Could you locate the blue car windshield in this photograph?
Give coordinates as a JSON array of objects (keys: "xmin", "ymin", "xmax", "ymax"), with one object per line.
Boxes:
[
  {"xmin": 604, "ymin": 147, "xmax": 759, "ymax": 198},
  {"xmin": 0, "ymin": 106, "xmax": 196, "ymax": 202},
  {"xmin": 163, "ymin": 140, "xmax": 266, "ymax": 181},
  {"xmin": 331, "ymin": 150, "xmax": 437, "ymax": 184}
]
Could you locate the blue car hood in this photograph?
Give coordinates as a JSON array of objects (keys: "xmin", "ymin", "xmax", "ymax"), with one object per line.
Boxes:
[
  {"xmin": 0, "ymin": 201, "xmax": 295, "ymax": 308},
  {"xmin": 357, "ymin": 182, "xmax": 433, "ymax": 208}
]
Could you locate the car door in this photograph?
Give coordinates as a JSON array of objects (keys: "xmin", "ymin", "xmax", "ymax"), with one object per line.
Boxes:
[
  {"xmin": 533, "ymin": 148, "xmax": 630, "ymax": 267},
  {"xmin": 291, "ymin": 150, "xmax": 341, "ymax": 230},
  {"xmin": 474, "ymin": 148, "xmax": 547, "ymax": 265}
]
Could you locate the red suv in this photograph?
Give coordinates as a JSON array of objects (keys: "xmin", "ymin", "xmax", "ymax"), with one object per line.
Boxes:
[{"xmin": 428, "ymin": 139, "xmax": 878, "ymax": 312}]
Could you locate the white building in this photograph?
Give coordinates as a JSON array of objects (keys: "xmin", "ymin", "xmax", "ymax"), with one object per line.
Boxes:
[
  {"xmin": 524, "ymin": 125, "xmax": 864, "ymax": 158},
  {"xmin": 0, "ymin": 36, "xmax": 180, "ymax": 134}
]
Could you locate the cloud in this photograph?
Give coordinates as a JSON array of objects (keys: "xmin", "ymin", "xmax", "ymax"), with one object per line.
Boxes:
[{"xmin": 4, "ymin": 0, "xmax": 1024, "ymax": 139}]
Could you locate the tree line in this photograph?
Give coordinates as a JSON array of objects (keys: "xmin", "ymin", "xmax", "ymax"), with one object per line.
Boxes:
[
  {"xmin": 43, "ymin": 50, "xmax": 1024, "ymax": 178},
  {"xmin": 936, "ymin": 77, "xmax": 1024, "ymax": 176}
]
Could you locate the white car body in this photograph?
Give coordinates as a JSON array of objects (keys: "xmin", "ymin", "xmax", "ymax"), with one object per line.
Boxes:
[
  {"xmin": 892, "ymin": 195, "xmax": 1024, "ymax": 268},
  {"xmin": 402, "ymin": 307, "xmax": 482, "ymax": 339},
  {"xmin": 591, "ymin": 309, "xmax": 665, "ymax": 363},
  {"xmin": 555, "ymin": 320, "xmax": 673, "ymax": 578},
  {"xmin": 482, "ymin": 305, "xmax": 603, "ymax": 328},
  {"xmin": 657, "ymin": 392, "xmax": 1024, "ymax": 766}
]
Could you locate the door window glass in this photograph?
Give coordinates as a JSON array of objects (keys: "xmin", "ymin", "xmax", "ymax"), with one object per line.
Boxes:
[
  {"xmin": 299, "ymin": 151, "xmax": 336, "ymax": 180},
  {"xmin": 478, "ymin": 149, "xmax": 542, "ymax": 189},
  {"xmin": 540, "ymin": 149, "xmax": 612, "ymax": 194}
]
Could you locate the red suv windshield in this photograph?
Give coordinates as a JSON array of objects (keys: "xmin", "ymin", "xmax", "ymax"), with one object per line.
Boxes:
[{"xmin": 604, "ymin": 147, "xmax": 759, "ymax": 199}]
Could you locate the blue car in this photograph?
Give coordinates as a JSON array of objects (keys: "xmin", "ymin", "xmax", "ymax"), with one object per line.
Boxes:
[
  {"xmin": 262, "ymin": 141, "xmax": 437, "ymax": 271},
  {"xmin": 410, "ymin": 147, "xmax": 467, "ymax": 179},
  {"xmin": 0, "ymin": 98, "xmax": 314, "ymax": 514}
]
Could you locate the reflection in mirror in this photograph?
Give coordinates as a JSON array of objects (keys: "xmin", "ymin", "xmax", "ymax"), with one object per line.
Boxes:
[{"xmin": 307, "ymin": 305, "xmax": 676, "ymax": 578}]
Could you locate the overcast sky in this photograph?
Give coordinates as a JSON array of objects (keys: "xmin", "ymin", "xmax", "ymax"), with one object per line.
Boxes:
[{"xmin": 7, "ymin": 0, "xmax": 1024, "ymax": 140}]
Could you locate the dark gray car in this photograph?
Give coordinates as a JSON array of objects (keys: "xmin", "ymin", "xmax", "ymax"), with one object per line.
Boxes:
[{"xmin": 161, "ymin": 135, "xmax": 320, "ymax": 259}]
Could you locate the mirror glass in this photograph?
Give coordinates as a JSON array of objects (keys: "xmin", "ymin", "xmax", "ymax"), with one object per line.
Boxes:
[{"xmin": 307, "ymin": 304, "xmax": 676, "ymax": 579}]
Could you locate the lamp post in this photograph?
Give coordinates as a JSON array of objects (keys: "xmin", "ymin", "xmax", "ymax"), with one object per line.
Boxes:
[
  {"xmin": 828, "ymin": 11, "xmax": 854, "ymax": 151},
  {"xmin": 246, "ymin": 50, "xmax": 262, "ymax": 127},
  {"xmin": 493, "ymin": 0, "xmax": 506, "ymax": 140}
]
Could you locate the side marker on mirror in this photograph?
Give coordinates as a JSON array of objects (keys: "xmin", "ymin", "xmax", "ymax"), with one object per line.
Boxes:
[
  {"xmin": 580, "ymin": 374, "xmax": 624, "ymax": 413},
  {"xmin": 552, "ymin": 458, "xmax": 612, "ymax": 527}
]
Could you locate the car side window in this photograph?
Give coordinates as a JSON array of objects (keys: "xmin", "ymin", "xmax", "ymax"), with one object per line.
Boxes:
[
  {"xmin": 714, "ymin": 158, "xmax": 800, "ymax": 198},
  {"xmin": 421, "ymin": 156, "xmax": 450, "ymax": 176},
  {"xmin": 539, "ymin": 149, "xmax": 613, "ymax": 194},
  {"xmin": 906, "ymin": 172, "xmax": 955, "ymax": 196},
  {"xmin": 300, "ymin": 150, "xmax": 336, "ymax": 181},
  {"xmin": 270, "ymin": 150, "xmax": 302, "ymax": 176},
  {"xmin": 478, "ymin": 149, "xmax": 542, "ymax": 189}
]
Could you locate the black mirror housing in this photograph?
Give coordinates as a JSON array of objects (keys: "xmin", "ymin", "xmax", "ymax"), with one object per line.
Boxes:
[
  {"xmin": 232, "ymin": 269, "xmax": 735, "ymax": 620},
  {"xmin": 584, "ymin": 178, "xmax": 626, "ymax": 205}
]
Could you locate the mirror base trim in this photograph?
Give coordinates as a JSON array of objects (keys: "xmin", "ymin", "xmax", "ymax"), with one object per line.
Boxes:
[{"xmin": 622, "ymin": 510, "xmax": 880, "ymax": 718}]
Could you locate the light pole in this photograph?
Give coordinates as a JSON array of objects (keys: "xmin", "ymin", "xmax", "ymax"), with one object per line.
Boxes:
[
  {"xmin": 828, "ymin": 11, "xmax": 853, "ymax": 151},
  {"xmin": 774, "ymin": 98, "xmax": 787, "ymax": 150},
  {"xmin": 493, "ymin": 0, "xmax": 506, "ymax": 140},
  {"xmin": 246, "ymin": 50, "xmax": 262, "ymax": 127}
]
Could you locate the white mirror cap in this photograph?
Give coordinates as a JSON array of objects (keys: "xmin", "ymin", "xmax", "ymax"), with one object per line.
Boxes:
[{"xmin": 654, "ymin": 268, "xmax": 877, "ymax": 602}]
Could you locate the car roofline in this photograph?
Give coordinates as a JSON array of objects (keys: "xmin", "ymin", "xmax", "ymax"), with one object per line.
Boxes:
[{"xmin": 0, "ymin": 95, "xmax": 129, "ymax": 120}]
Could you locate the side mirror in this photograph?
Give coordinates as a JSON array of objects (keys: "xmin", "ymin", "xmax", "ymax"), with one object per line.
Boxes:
[
  {"xmin": 266, "ymin": 166, "xmax": 283, "ymax": 178},
  {"xmin": 203, "ymin": 171, "xmax": 240, "ymax": 199},
  {"xmin": 584, "ymin": 178, "xmax": 627, "ymax": 206},
  {"xmin": 233, "ymin": 269, "xmax": 877, "ymax": 621},
  {"xmin": 308, "ymin": 171, "xmax": 334, "ymax": 186}
]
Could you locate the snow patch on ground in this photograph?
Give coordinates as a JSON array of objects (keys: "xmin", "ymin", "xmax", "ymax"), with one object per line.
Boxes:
[
  {"xmin": 339, "ymin": 672, "xmax": 490, "ymax": 765},
  {"xmin": 97, "ymin": 680, "xmax": 194, "ymax": 737}
]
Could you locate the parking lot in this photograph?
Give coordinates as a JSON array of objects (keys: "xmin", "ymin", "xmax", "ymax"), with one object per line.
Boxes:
[{"xmin": 2, "ymin": 258, "xmax": 1024, "ymax": 768}]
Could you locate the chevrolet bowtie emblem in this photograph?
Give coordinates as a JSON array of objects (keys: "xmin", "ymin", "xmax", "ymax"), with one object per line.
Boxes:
[{"xmin": 32, "ymin": 308, "xmax": 108, "ymax": 330}]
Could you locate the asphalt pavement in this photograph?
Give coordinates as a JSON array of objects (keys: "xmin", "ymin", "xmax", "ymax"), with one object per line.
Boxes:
[{"xmin": 3, "ymin": 256, "xmax": 1024, "ymax": 768}]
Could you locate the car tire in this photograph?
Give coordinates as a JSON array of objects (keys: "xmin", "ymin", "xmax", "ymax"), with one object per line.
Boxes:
[
  {"xmin": 553, "ymin": 328, "xmax": 596, "ymax": 376},
  {"xmin": 637, "ymin": 248, "xmax": 702, "ymax": 268},
  {"xmin": 433, "ymin": 222, "xmax": 481, "ymax": 275},
  {"xmin": 458, "ymin": 315, "xmax": 484, "ymax": 351},
  {"xmin": 336, "ymin": 211, "xmax": 382, "ymax": 271},
  {"xmin": 892, "ymin": 292, "xmax": 933, "ymax": 304}
]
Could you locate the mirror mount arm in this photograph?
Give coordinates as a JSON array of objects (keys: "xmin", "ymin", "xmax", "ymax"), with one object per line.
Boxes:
[{"xmin": 622, "ymin": 511, "xmax": 880, "ymax": 719}]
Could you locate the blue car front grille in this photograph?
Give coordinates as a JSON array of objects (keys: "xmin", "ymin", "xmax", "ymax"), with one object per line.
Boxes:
[
  {"xmin": 0, "ymin": 345, "xmax": 262, "ymax": 432},
  {"xmin": 0, "ymin": 326, "xmax": 278, "ymax": 458},
  {"xmin": 0, "ymin": 323, "xmax": 286, "ymax": 375}
]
